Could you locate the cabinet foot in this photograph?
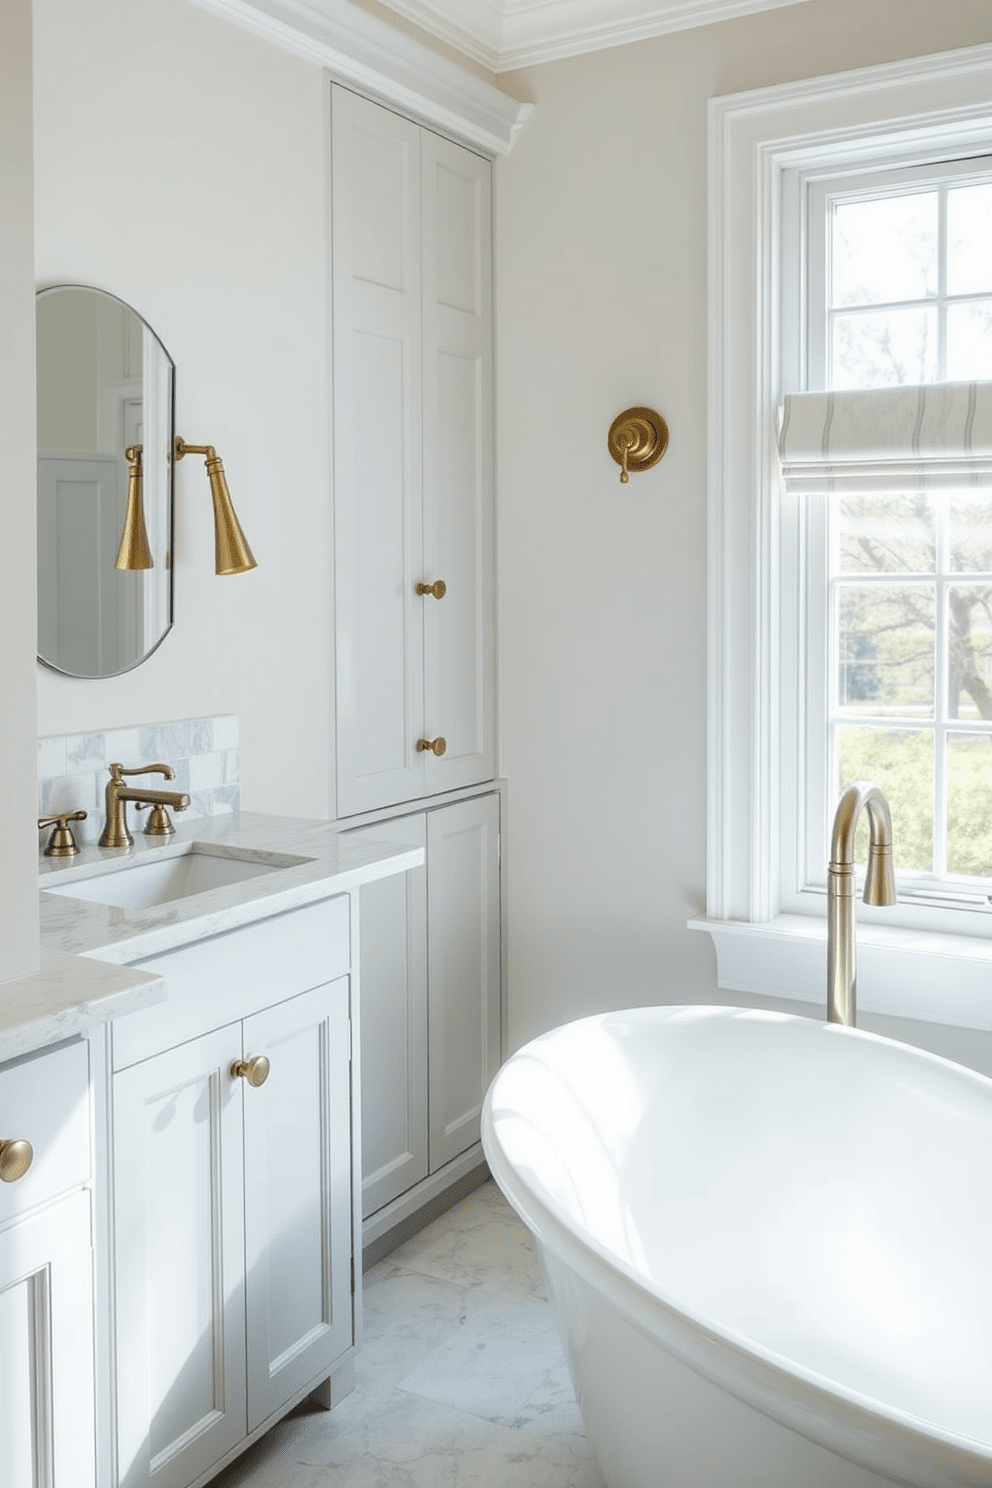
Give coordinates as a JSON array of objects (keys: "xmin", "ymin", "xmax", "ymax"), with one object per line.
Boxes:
[
  {"xmin": 308, "ymin": 1356, "xmax": 355, "ymax": 1412},
  {"xmin": 308, "ymin": 1377, "xmax": 333, "ymax": 1412}
]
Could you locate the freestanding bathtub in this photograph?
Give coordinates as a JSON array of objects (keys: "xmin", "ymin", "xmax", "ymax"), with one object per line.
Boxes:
[{"xmin": 481, "ymin": 1006, "xmax": 992, "ymax": 1488}]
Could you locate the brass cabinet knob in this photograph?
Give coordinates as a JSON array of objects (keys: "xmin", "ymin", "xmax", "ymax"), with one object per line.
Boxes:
[
  {"xmin": 231, "ymin": 1055, "xmax": 270, "ymax": 1088},
  {"xmin": 0, "ymin": 1139, "xmax": 34, "ymax": 1183},
  {"xmin": 416, "ymin": 580, "xmax": 447, "ymax": 599},
  {"xmin": 417, "ymin": 737, "xmax": 447, "ymax": 757}
]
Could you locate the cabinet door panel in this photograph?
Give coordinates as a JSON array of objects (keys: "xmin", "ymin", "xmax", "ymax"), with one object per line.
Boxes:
[
  {"xmin": 349, "ymin": 815, "xmax": 428, "ymax": 1218},
  {"xmin": 113, "ymin": 1028, "xmax": 246, "ymax": 1488},
  {"xmin": 0, "ymin": 1260, "xmax": 38, "ymax": 1488},
  {"xmin": 0, "ymin": 1190, "xmax": 95, "ymax": 1488},
  {"xmin": 433, "ymin": 154, "xmax": 485, "ymax": 316},
  {"xmin": 243, "ymin": 980, "xmax": 353, "ymax": 1429},
  {"xmin": 427, "ymin": 795, "xmax": 501, "ymax": 1169},
  {"xmin": 333, "ymin": 87, "xmax": 425, "ymax": 815},
  {"xmin": 425, "ymin": 346, "xmax": 491, "ymax": 784},
  {"xmin": 422, "ymin": 134, "xmax": 494, "ymax": 795},
  {"xmin": 341, "ymin": 328, "xmax": 420, "ymax": 786}
]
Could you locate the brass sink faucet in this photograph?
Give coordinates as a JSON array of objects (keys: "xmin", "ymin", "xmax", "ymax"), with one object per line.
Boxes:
[
  {"xmin": 827, "ymin": 781, "xmax": 897, "ymax": 1027},
  {"xmin": 99, "ymin": 763, "xmax": 191, "ymax": 850}
]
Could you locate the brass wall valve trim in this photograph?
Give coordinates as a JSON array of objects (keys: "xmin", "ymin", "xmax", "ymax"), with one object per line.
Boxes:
[
  {"xmin": 416, "ymin": 580, "xmax": 447, "ymax": 599},
  {"xmin": 232, "ymin": 1055, "xmax": 270, "ymax": 1087},
  {"xmin": 417, "ymin": 737, "xmax": 447, "ymax": 756},
  {"xmin": 0, "ymin": 1139, "xmax": 34, "ymax": 1184},
  {"xmin": 608, "ymin": 407, "xmax": 669, "ymax": 484},
  {"xmin": 38, "ymin": 810, "xmax": 87, "ymax": 857}
]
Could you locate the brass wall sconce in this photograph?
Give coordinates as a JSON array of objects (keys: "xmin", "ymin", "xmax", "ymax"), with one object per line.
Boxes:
[
  {"xmin": 116, "ymin": 445, "xmax": 154, "ymax": 570},
  {"xmin": 174, "ymin": 438, "xmax": 257, "ymax": 575},
  {"xmin": 608, "ymin": 407, "xmax": 669, "ymax": 484},
  {"xmin": 116, "ymin": 437, "xmax": 257, "ymax": 575}
]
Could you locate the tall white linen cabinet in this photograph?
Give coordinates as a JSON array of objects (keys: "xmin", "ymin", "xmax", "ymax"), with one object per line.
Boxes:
[{"xmin": 330, "ymin": 86, "xmax": 502, "ymax": 1248}]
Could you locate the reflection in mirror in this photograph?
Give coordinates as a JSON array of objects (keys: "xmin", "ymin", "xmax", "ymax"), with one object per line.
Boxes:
[{"xmin": 36, "ymin": 285, "xmax": 174, "ymax": 677}]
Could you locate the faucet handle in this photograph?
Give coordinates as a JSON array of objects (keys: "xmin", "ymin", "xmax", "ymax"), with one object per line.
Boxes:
[
  {"xmin": 135, "ymin": 802, "xmax": 179, "ymax": 837},
  {"xmin": 38, "ymin": 810, "xmax": 88, "ymax": 858}
]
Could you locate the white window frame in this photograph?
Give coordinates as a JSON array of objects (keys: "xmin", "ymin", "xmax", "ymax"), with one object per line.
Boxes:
[{"xmin": 695, "ymin": 43, "xmax": 992, "ymax": 1032}]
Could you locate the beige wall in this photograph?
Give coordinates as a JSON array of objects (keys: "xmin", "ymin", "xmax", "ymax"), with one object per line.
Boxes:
[
  {"xmin": 27, "ymin": 0, "xmax": 992, "ymax": 1067},
  {"xmin": 495, "ymin": 0, "xmax": 992, "ymax": 1050},
  {"xmin": 0, "ymin": 0, "xmax": 40, "ymax": 981},
  {"xmin": 33, "ymin": 0, "xmax": 333, "ymax": 819}
]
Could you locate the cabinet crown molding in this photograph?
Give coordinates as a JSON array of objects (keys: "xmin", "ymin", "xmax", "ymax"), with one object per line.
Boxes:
[{"xmin": 185, "ymin": 0, "xmax": 533, "ymax": 155}]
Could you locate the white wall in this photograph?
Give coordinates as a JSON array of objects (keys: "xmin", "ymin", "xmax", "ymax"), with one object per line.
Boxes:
[
  {"xmin": 0, "ymin": 0, "xmax": 40, "ymax": 981},
  {"xmin": 495, "ymin": 0, "xmax": 992, "ymax": 1050},
  {"xmin": 33, "ymin": 0, "xmax": 333, "ymax": 819}
]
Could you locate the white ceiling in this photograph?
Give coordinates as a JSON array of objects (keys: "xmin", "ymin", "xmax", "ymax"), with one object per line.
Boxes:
[{"xmin": 372, "ymin": 0, "xmax": 811, "ymax": 70}]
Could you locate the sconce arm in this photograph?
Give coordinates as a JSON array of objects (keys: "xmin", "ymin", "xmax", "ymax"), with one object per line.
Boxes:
[{"xmin": 175, "ymin": 437, "xmax": 215, "ymax": 461}]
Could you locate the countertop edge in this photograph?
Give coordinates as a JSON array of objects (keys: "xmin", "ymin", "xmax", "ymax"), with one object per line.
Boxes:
[{"xmin": 5, "ymin": 811, "xmax": 424, "ymax": 1064}]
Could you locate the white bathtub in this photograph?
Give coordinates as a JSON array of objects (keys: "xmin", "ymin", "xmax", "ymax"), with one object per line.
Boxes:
[{"xmin": 481, "ymin": 1006, "xmax": 992, "ymax": 1488}]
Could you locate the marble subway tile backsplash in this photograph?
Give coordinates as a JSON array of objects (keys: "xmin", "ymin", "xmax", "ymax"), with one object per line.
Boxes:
[{"xmin": 38, "ymin": 715, "xmax": 240, "ymax": 848}]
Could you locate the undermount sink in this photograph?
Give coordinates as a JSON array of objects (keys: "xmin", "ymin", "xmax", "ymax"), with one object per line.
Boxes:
[{"xmin": 43, "ymin": 845, "xmax": 308, "ymax": 911}]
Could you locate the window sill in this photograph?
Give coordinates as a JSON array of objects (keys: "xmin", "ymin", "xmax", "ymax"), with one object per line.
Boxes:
[{"xmin": 689, "ymin": 913, "xmax": 992, "ymax": 1032}]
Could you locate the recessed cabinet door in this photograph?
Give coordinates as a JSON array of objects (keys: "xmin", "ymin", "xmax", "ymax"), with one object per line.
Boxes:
[
  {"xmin": 113, "ymin": 1027, "xmax": 247, "ymax": 1488},
  {"xmin": 332, "ymin": 87, "xmax": 425, "ymax": 816},
  {"xmin": 243, "ymin": 980, "xmax": 353, "ymax": 1430},
  {"xmin": 421, "ymin": 131, "xmax": 494, "ymax": 797},
  {"xmin": 0, "ymin": 1190, "xmax": 95, "ymax": 1488},
  {"xmin": 351, "ymin": 814, "xmax": 429, "ymax": 1219},
  {"xmin": 331, "ymin": 86, "xmax": 495, "ymax": 817},
  {"xmin": 427, "ymin": 794, "xmax": 501, "ymax": 1170}
]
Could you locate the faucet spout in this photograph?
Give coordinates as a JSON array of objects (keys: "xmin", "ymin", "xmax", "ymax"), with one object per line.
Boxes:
[{"xmin": 827, "ymin": 781, "xmax": 897, "ymax": 1027}]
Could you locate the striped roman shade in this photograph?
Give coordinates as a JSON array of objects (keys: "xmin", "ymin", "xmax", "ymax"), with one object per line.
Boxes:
[{"xmin": 777, "ymin": 381, "xmax": 992, "ymax": 492}]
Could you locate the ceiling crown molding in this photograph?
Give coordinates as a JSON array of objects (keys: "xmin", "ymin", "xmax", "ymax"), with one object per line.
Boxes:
[
  {"xmin": 374, "ymin": 0, "xmax": 814, "ymax": 71},
  {"xmin": 184, "ymin": 0, "xmax": 533, "ymax": 154}
]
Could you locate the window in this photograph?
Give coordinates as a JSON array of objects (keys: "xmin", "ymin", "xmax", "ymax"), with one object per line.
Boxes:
[
  {"xmin": 700, "ymin": 45, "xmax": 992, "ymax": 1026},
  {"xmin": 813, "ymin": 168, "xmax": 992, "ymax": 390},
  {"xmin": 793, "ymin": 163, "xmax": 992, "ymax": 908},
  {"xmin": 831, "ymin": 488, "xmax": 992, "ymax": 889}
]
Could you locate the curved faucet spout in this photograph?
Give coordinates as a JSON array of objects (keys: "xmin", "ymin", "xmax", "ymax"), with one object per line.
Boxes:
[{"xmin": 827, "ymin": 781, "xmax": 897, "ymax": 1028}]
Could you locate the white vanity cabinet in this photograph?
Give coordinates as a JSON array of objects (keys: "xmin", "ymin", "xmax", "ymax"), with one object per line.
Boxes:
[
  {"xmin": 350, "ymin": 793, "xmax": 501, "ymax": 1231},
  {"xmin": 331, "ymin": 85, "xmax": 495, "ymax": 818},
  {"xmin": 109, "ymin": 898, "xmax": 357, "ymax": 1488},
  {"xmin": 0, "ymin": 1038, "xmax": 96, "ymax": 1488}
]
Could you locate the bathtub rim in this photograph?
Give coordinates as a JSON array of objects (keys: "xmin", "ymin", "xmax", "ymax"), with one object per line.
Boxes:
[{"xmin": 482, "ymin": 1005, "xmax": 992, "ymax": 1488}]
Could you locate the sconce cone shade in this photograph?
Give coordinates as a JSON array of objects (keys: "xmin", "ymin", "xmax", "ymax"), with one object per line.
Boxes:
[
  {"xmin": 175, "ymin": 438, "xmax": 258, "ymax": 576},
  {"xmin": 204, "ymin": 452, "xmax": 257, "ymax": 576},
  {"xmin": 116, "ymin": 447, "xmax": 154, "ymax": 570}
]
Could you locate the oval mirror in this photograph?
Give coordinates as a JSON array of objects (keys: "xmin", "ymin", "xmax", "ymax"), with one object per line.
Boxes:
[{"xmin": 36, "ymin": 285, "xmax": 174, "ymax": 677}]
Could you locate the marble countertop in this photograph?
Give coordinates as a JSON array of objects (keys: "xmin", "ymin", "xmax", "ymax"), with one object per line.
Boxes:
[
  {"xmin": 5, "ymin": 811, "xmax": 423, "ymax": 1064},
  {"xmin": 0, "ymin": 949, "xmax": 165, "ymax": 1063}
]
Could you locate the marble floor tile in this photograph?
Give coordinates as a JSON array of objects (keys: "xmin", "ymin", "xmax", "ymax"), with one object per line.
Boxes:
[
  {"xmin": 291, "ymin": 1390, "xmax": 605, "ymax": 1487},
  {"xmin": 396, "ymin": 1293, "xmax": 585, "ymax": 1442},
  {"xmin": 385, "ymin": 1182, "xmax": 549, "ymax": 1300},
  {"xmin": 209, "ymin": 1182, "xmax": 606, "ymax": 1488}
]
